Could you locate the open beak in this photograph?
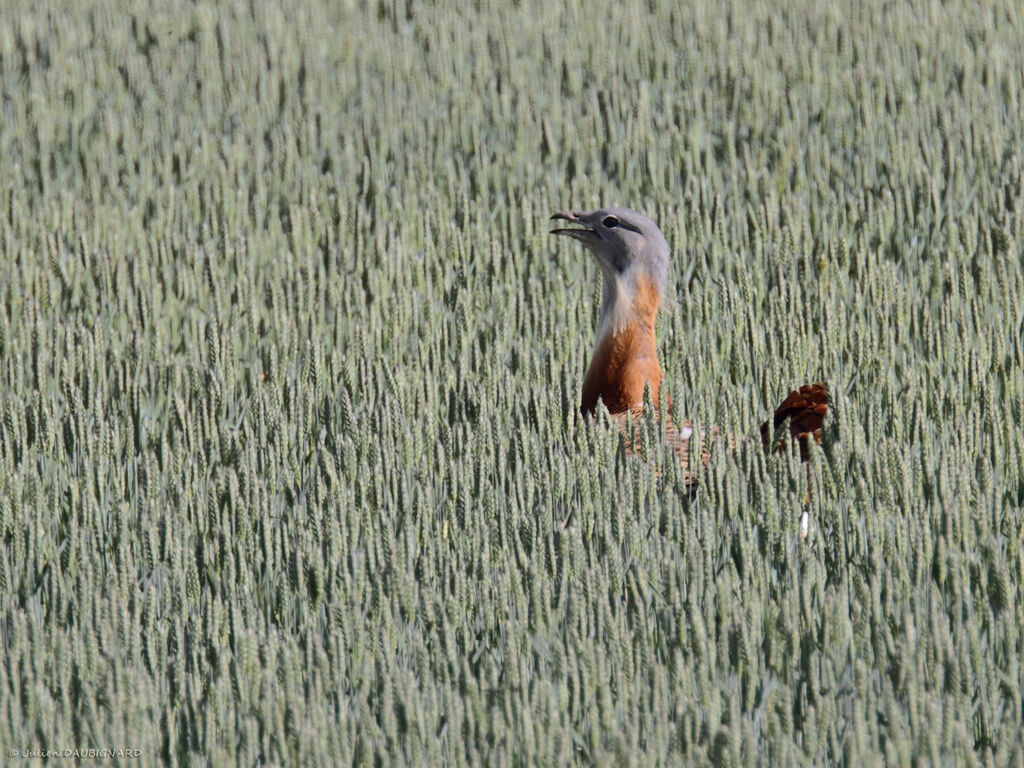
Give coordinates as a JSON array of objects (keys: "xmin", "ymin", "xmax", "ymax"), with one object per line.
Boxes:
[{"xmin": 550, "ymin": 211, "xmax": 596, "ymax": 242}]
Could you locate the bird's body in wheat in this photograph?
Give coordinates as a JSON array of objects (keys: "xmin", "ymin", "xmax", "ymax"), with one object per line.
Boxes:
[{"xmin": 551, "ymin": 207, "xmax": 827, "ymax": 491}]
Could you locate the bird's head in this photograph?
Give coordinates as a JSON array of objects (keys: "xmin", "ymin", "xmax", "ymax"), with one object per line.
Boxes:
[
  {"xmin": 550, "ymin": 207, "xmax": 669, "ymax": 294},
  {"xmin": 551, "ymin": 206, "xmax": 670, "ymax": 413}
]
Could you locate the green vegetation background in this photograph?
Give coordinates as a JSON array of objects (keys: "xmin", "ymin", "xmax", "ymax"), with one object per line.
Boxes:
[{"xmin": 1, "ymin": 0, "xmax": 1022, "ymax": 764}]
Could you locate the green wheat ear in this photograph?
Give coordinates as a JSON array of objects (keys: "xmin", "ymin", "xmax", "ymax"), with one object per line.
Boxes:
[{"xmin": 0, "ymin": 0, "xmax": 1021, "ymax": 763}]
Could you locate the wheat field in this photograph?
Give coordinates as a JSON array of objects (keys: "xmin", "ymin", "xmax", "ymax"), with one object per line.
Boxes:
[{"xmin": 1, "ymin": 0, "xmax": 1023, "ymax": 764}]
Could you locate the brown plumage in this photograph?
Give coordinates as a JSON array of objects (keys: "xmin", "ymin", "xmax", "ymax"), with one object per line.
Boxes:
[
  {"xmin": 618, "ymin": 409, "xmax": 725, "ymax": 486},
  {"xmin": 760, "ymin": 381, "xmax": 829, "ymax": 461},
  {"xmin": 552, "ymin": 207, "xmax": 828, "ymax": 488},
  {"xmin": 580, "ymin": 274, "xmax": 663, "ymax": 415}
]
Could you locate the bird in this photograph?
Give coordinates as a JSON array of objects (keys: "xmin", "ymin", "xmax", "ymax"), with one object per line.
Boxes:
[{"xmin": 550, "ymin": 206, "xmax": 828, "ymax": 490}]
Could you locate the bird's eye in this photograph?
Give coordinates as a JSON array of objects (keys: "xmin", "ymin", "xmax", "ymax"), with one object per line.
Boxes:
[{"xmin": 602, "ymin": 216, "xmax": 619, "ymax": 228}]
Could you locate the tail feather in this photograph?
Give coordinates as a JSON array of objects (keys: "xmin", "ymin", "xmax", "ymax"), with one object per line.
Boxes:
[
  {"xmin": 760, "ymin": 382, "xmax": 828, "ymax": 460},
  {"xmin": 610, "ymin": 382, "xmax": 829, "ymax": 488}
]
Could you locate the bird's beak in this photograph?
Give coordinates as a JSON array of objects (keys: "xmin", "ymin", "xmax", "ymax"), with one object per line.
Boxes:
[{"xmin": 550, "ymin": 211, "xmax": 596, "ymax": 242}]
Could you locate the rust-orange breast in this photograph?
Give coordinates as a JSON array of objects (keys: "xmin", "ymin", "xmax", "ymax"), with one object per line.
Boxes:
[
  {"xmin": 581, "ymin": 327, "xmax": 662, "ymax": 415},
  {"xmin": 580, "ymin": 276, "xmax": 663, "ymax": 415}
]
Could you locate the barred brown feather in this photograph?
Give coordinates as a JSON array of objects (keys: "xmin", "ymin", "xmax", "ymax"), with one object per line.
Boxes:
[
  {"xmin": 759, "ymin": 382, "xmax": 828, "ymax": 461},
  {"xmin": 553, "ymin": 207, "xmax": 829, "ymax": 486}
]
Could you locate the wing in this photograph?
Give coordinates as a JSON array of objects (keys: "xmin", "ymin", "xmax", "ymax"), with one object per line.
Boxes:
[
  {"xmin": 618, "ymin": 408, "xmax": 723, "ymax": 487},
  {"xmin": 607, "ymin": 382, "xmax": 827, "ymax": 487},
  {"xmin": 760, "ymin": 382, "xmax": 828, "ymax": 461}
]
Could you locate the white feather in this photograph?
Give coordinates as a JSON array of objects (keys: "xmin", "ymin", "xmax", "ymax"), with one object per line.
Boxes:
[{"xmin": 594, "ymin": 272, "xmax": 640, "ymax": 350}]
